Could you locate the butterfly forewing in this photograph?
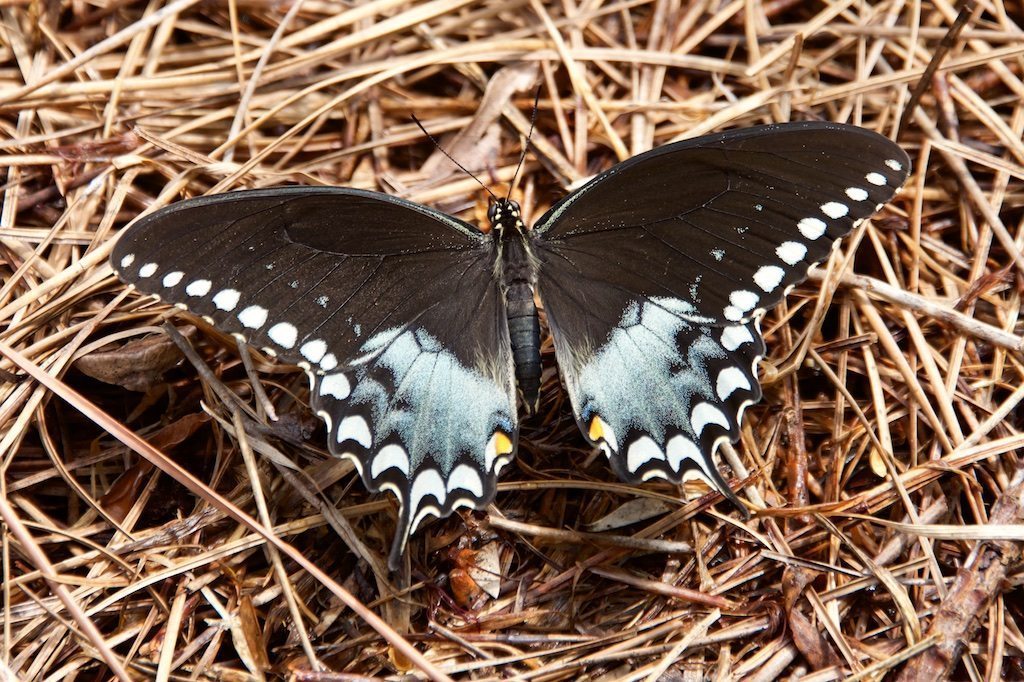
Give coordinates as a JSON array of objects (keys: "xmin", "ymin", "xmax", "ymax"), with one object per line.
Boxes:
[
  {"xmin": 531, "ymin": 122, "xmax": 910, "ymax": 493},
  {"xmin": 112, "ymin": 187, "xmax": 518, "ymax": 568}
]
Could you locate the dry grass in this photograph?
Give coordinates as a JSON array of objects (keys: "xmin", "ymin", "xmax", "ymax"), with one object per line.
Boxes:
[{"xmin": 2, "ymin": 0, "xmax": 1024, "ymax": 679}]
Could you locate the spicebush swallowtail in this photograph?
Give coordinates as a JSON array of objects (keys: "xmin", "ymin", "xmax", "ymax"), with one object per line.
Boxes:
[{"xmin": 111, "ymin": 121, "xmax": 910, "ymax": 569}]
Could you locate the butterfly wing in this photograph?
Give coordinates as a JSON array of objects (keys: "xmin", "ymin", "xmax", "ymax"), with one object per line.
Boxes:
[
  {"xmin": 531, "ymin": 122, "xmax": 910, "ymax": 497},
  {"xmin": 112, "ymin": 187, "xmax": 517, "ymax": 568}
]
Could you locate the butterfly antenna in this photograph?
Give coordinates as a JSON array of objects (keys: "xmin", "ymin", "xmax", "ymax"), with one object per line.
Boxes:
[
  {"xmin": 411, "ymin": 114, "xmax": 498, "ymax": 202},
  {"xmin": 507, "ymin": 86, "xmax": 541, "ymax": 202}
]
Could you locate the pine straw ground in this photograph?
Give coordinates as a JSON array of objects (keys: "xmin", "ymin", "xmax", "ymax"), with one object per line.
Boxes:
[{"xmin": 2, "ymin": 0, "xmax": 1024, "ymax": 680}]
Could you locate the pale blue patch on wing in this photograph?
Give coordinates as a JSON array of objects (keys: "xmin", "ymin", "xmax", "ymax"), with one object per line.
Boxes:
[
  {"xmin": 570, "ymin": 297, "xmax": 725, "ymax": 444},
  {"xmin": 564, "ymin": 296, "xmax": 759, "ymax": 482},
  {"xmin": 349, "ymin": 327, "xmax": 515, "ymax": 474}
]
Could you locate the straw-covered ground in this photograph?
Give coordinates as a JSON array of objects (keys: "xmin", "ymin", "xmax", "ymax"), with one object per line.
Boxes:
[{"xmin": 2, "ymin": 0, "xmax": 1023, "ymax": 679}]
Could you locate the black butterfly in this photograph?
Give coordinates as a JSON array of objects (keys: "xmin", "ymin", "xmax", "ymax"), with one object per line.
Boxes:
[{"xmin": 111, "ymin": 121, "xmax": 910, "ymax": 569}]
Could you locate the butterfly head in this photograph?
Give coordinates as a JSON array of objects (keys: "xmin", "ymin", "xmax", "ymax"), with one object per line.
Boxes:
[{"xmin": 487, "ymin": 199, "xmax": 524, "ymax": 234}]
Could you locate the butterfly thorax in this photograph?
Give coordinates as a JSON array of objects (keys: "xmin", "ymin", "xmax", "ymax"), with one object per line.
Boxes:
[{"xmin": 489, "ymin": 199, "xmax": 541, "ymax": 415}]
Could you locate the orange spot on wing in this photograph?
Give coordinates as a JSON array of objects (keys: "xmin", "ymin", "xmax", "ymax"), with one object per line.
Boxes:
[{"xmin": 495, "ymin": 431, "xmax": 513, "ymax": 455}]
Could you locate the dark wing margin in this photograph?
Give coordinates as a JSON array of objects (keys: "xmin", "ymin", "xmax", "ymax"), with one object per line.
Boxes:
[
  {"xmin": 111, "ymin": 187, "xmax": 518, "ymax": 569},
  {"xmin": 531, "ymin": 122, "xmax": 910, "ymax": 501}
]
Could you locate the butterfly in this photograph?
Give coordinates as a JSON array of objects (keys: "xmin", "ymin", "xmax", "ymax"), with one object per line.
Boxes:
[{"xmin": 111, "ymin": 121, "xmax": 910, "ymax": 569}]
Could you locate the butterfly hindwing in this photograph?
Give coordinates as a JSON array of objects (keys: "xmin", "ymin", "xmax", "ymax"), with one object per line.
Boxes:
[
  {"xmin": 112, "ymin": 187, "xmax": 517, "ymax": 568},
  {"xmin": 532, "ymin": 122, "xmax": 910, "ymax": 494},
  {"xmin": 539, "ymin": 287, "xmax": 767, "ymax": 494}
]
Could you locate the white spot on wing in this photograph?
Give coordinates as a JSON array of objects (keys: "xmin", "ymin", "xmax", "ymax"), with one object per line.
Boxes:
[
  {"xmin": 776, "ymin": 241, "xmax": 807, "ymax": 265},
  {"xmin": 317, "ymin": 408, "xmax": 333, "ymax": 435},
  {"xmin": 319, "ymin": 373, "xmax": 350, "ymax": 399},
  {"xmin": 213, "ymin": 289, "xmax": 241, "ymax": 311},
  {"xmin": 301, "ymin": 339, "xmax": 327, "ymax": 363},
  {"xmin": 666, "ymin": 434, "xmax": 704, "ymax": 473},
  {"xmin": 449, "ymin": 497, "xmax": 477, "ymax": 513},
  {"xmin": 162, "ymin": 271, "xmax": 184, "ymax": 287},
  {"xmin": 753, "ymin": 265, "xmax": 785, "ymax": 292},
  {"xmin": 337, "ymin": 415, "xmax": 372, "ymax": 448},
  {"xmin": 238, "ymin": 305, "xmax": 268, "ymax": 329},
  {"xmin": 845, "ymin": 187, "xmax": 869, "ymax": 201},
  {"xmin": 885, "ymin": 159, "xmax": 903, "ymax": 171},
  {"xmin": 723, "ymin": 306, "xmax": 744, "ymax": 322},
  {"xmin": 138, "ymin": 262, "xmax": 158, "ymax": 278},
  {"xmin": 627, "ymin": 436, "xmax": 664, "ymax": 473},
  {"xmin": 268, "ymin": 322, "xmax": 298, "ymax": 348},
  {"xmin": 716, "ymin": 366, "xmax": 751, "ymax": 400},
  {"xmin": 798, "ymin": 217, "xmax": 827, "ymax": 240},
  {"xmin": 410, "ymin": 505, "xmax": 442, "ymax": 534},
  {"xmin": 721, "ymin": 324, "xmax": 754, "ymax": 351},
  {"xmin": 446, "ymin": 464, "xmax": 483, "ymax": 497},
  {"xmin": 186, "ymin": 279, "xmax": 212, "ymax": 297},
  {"xmin": 378, "ymin": 481, "xmax": 401, "ymax": 503},
  {"xmin": 691, "ymin": 402, "xmax": 730, "ymax": 436},
  {"xmin": 371, "ymin": 444, "xmax": 409, "ymax": 477},
  {"xmin": 320, "ymin": 353, "xmax": 338, "ymax": 371},
  {"xmin": 821, "ymin": 201, "xmax": 848, "ymax": 219},
  {"xmin": 120, "ymin": 254, "xmax": 135, "ymax": 269},
  {"xmin": 729, "ymin": 290, "xmax": 759, "ymax": 312},
  {"xmin": 866, "ymin": 172, "xmax": 886, "ymax": 186},
  {"xmin": 410, "ymin": 469, "xmax": 447, "ymax": 518}
]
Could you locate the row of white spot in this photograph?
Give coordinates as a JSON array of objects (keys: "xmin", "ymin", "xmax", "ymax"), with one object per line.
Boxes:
[
  {"xmin": 328, "ymin": 403, "xmax": 512, "ymax": 534},
  {"xmin": 330, "ymin": 403, "xmax": 508, "ymax": 471},
  {"xmin": 119, "ymin": 252, "xmax": 342, "ymax": 373},
  {"xmin": 342, "ymin": 424, "xmax": 504, "ymax": 533},
  {"xmin": 120, "ymin": 253, "xmax": 393, "ymax": 494},
  {"xmin": 719, "ymin": 161, "xmax": 899, "ymax": 323},
  {"xmin": 620, "ymin": 373, "xmax": 751, "ymax": 476}
]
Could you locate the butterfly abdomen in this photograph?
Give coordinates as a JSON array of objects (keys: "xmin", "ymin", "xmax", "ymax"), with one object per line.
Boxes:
[{"xmin": 506, "ymin": 280, "xmax": 541, "ymax": 414}]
